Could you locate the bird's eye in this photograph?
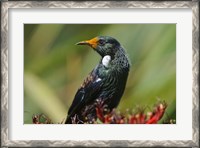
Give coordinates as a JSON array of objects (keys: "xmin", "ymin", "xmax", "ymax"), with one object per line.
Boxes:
[{"xmin": 98, "ymin": 39, "xmax": 105, "ymax": 45}]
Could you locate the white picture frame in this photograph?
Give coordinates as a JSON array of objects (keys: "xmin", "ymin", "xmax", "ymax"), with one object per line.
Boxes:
[{"xmin": 1, "ymin": 1, "xmax": 199, "ymax": 147}]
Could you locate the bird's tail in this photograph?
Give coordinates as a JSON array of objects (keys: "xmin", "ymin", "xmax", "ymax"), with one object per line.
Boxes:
[{"xmin": 65, "ymin": 116, "xmax": 72, "ymax": 124}]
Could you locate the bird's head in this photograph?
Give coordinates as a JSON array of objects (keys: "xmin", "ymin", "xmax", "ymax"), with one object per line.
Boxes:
[{"xmin": 76, "ymin": 36, "xmax": 121, "ymax": 57}]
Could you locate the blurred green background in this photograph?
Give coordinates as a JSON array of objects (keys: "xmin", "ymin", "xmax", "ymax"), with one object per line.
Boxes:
[{"xmin": 24, "ymin": 24, "xmax": 176, "ymax": 124}]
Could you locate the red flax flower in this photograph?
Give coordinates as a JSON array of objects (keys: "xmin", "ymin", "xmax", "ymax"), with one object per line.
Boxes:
[
  {"xmin": 145, "ymin": 103, "xmax": 166, "ymax": 124},
  {"xmin": 32, "ymin": 100, "xmax": 168, "ymax": 124},
  {"xmin": 95, "ymin": 99, "xmax": 167, "ymax": 124},
  {"xmin": 32, "ymin": 114, "xmax": 53, "ymax": 124}
]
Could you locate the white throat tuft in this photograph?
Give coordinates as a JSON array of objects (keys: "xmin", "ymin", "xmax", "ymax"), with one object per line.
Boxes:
[{"xmin": 102, "ymin": 55, "xmax": 111, "ymax": 68}]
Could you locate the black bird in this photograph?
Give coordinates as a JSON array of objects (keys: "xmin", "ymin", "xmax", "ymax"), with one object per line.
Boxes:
[{"xmin": 65, "ymin": 36, "xmax": 130, "ymax": 124}]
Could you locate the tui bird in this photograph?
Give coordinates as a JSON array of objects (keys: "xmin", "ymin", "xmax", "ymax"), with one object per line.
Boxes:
[{"xmin": 65, "ymin": 36, "xmax": 130, "ymax": 124}]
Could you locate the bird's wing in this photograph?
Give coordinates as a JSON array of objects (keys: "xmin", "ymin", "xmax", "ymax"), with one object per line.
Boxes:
[{"xmin": 66, "ymin": 70, "xmax": 103, "ymax": 122}]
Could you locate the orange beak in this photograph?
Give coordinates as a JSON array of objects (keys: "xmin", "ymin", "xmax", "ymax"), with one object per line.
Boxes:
[{"xmin": 76, "ymin": 37, "xmax": 98, "ymax": 49}]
